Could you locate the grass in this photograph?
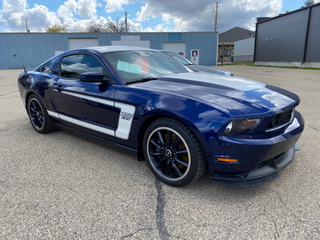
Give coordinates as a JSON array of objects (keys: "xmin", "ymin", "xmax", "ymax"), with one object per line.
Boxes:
[{"xmin": 221, "ymin": 62, "xmax": 320, "ymax": 70}]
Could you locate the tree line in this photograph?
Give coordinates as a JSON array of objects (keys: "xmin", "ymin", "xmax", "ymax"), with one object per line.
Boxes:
[{"xmin": 46, "ymin": 19, "xmax": 128, "ymax": 33}]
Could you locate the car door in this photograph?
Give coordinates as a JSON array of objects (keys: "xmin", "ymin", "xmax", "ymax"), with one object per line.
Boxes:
[{"xmin": 49, "ymin": 53, "xmax": 119, "ymax": 140}]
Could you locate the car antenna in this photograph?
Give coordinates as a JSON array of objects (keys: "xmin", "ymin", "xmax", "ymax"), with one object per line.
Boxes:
[
  {"xmin": 19, "ymin": 53, "xmax": 27, "ymax": 73},
  {"xmin": 14, "ymin": 53, "xmax": 27, "ymax": 73}
]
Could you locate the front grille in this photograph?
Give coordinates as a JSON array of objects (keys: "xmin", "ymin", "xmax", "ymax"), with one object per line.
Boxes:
[{"xmin": 266, "ymin": 109, "xmax": 293, "ymax": 131}]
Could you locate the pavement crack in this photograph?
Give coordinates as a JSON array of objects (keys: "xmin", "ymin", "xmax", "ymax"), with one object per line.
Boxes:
[
  {"xmin": 120, "ymin": 227, "xmax": 154, "ymax": 239},
  {"xmin": 273, "ymin": 190, "xmax": 320, "ymax": 236},
  {"xmin": 0, "ymin": 91, "xmax": 19, "ymax": 97},
  {"xmin": 307, "ymin": 124, "xmax": 320, "ymax": 132},
  {"xmin": 154, "ymin": 178, "xmax": 170, "ymax": 240},
  {"xmin": 271, "ymin": 214, "xmax": 280, "ymax": 240}
]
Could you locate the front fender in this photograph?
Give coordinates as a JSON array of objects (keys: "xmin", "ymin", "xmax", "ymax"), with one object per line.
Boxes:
[
  {"xmin": 133, "ymin": 101, "xmax": 231, "ymax": 163},
  {"xmin": 114, "ymin": 84, "xmax": 232, "ymax": 162}
]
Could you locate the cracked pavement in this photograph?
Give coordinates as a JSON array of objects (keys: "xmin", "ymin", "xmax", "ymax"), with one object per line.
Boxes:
[{"xmin": 0, "ymin": 67, "xmax": 319, "ymax": 239}]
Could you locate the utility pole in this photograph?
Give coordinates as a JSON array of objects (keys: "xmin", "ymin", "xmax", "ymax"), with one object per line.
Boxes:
[
  {"xmin": 125, "ymin": 12, "xmax": 128, "ymax": 33},
  {"xmin": 25, "ymin": 19, "xmax": 30, "ymax": 33},
  {"xmin": 214, "ymin": 2, "xmax": 218, "ymax": 32},
  {"xmin": 221, "ymin": 42, "xmax": 224, "ymax": 66}
]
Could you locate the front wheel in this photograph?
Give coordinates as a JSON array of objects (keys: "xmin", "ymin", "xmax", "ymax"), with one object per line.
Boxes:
[
  {"xmin": 27, "ymin": 94, "xmax": 55, "ymax": 134},
  {"xmin": 143, "ymin": 118, "xmax": 206, "ymax": 187}
]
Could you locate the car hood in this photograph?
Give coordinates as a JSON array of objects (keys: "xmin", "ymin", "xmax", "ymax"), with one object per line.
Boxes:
[{"xmin": 133, "ymin": 72, "xmax": 299, "ymax": 116}]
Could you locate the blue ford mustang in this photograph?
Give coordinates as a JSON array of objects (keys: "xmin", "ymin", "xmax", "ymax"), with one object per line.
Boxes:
[{"xmin": 17, "ymin": 46, "xmax": 304, "ymax": 187}]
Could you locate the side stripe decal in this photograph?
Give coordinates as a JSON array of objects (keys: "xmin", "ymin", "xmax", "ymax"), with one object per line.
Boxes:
[
  {"xmin": 47, "ymin": 92, "xmax": 136, "ymax": 140},
  {"xmin": 62, "ymin": 91, "xmax": 114, "ymax": 107},
  {"xmin": 65, "ymin": 113, "xmax": 114, "ymax": 136},
  {"xmin": 47, "ymin": 111, "xmax": 60, "ymax": 119},
  {"xmin": 115, "ymin": 102, "xmax": 136, "ymax": 140}
]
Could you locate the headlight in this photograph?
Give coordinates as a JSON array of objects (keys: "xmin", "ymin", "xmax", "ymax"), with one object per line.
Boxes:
[{"xmin": 224, "ymin": 118, "xmax": 263, "ymax": 135}]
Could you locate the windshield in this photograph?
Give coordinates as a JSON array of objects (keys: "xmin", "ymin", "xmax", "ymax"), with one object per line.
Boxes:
[
  {"xmin": 102, "ymin": 50, "xmax": 192, "ymax": 84},
  {"xmin": 164, "ymin": 52, "xmax": 194, "ymax": 65}
]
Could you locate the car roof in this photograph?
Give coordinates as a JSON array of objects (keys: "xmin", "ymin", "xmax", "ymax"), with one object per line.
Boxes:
[{"xmin": 83, "ymin": 46, "xmax": 157, "ymax": 53}]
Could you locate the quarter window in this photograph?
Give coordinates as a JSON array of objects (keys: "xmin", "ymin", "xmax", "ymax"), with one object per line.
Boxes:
[
  {"xmin": 36, "ymin": 58, "xmax": 56, "ymax": 73},
  {"xmin": 60, "ymin": 54, "xmax": 105, "ymax": 79}
]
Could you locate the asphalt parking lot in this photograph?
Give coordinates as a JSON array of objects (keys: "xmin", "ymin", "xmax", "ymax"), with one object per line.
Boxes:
[{"xmin": 0, "ymin": 66, "xmax": 319, "ymax": 239}]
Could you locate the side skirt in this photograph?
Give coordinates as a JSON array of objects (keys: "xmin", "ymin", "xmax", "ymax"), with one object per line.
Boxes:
[{"xmin": 54, "ymin": 122, "xmax": 139, "ymax": 160}]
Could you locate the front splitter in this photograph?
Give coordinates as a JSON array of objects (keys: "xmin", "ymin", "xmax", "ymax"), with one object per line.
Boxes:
[{"xmin": 210, "ymin": 144, "xmax": 298, "ymax": 187}]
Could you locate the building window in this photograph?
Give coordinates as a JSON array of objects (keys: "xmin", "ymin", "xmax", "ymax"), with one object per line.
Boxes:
[{"xmin": 224, "ymin": 50, "xmax": 231, "ymax": 57}]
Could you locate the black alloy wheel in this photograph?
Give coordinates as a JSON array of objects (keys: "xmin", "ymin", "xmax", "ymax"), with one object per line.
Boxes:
[
  {"xmin": 143, "ymin": 118, "xmax": 206, "ymax": 187},
  {"xmin": 27, "ymin": 94, "xmax": 55, "ymax": 134}
]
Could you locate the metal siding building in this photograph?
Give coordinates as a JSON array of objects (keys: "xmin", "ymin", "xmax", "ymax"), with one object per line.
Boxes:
[
  {"xmin": 306, "ymin": 5, "xmax": 320, "ymax": 62},
  {"xmin": 0, "ymin": 32, "xmax": 218, "ymax": 69},
  {"xmin": 234, "ymin": 38, "xmax": 255, "ymax": 62},
  {"xmin": 254, "ymin": 3, "xmax": 320, "ymax": 67}
]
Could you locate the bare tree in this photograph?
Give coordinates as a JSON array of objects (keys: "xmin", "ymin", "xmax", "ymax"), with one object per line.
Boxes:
[
  {"xmin": 105, "ymin": 18, "xmax": 126, "ymax": 33},
  {"xmin": 72, "ymin": 26, "xmax": 86, "ymax": 32},
  {"xmin": 86, "ymin": 22, "xmax": 105, "ymax": 33},
  {"xmin": 46, "ymin": 24, "xmax": 67, "ymax": 33},
  {"xmin": 84, "ymin": 18, "xmax": 127, "ymax": 33}
]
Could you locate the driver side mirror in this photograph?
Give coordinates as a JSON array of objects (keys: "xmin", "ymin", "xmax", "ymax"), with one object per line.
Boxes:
[{"xmin": 80, "ymin": 72, "xmax": 110, "ymax": 83}]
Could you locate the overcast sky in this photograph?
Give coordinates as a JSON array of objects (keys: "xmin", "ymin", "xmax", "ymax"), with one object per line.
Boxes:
[{"xmin": 0, "ymin": 0, "xmax": 319, "ymax": 33}]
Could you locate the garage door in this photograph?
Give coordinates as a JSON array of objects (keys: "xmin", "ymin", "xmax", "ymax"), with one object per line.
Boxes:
[
  {"xmin": 162, "ymin": 42, "xmax": 186, "ymax": 57},
  {"xmin": 68, "ymin": 38, "xmax": 99, "ymax": 50}
]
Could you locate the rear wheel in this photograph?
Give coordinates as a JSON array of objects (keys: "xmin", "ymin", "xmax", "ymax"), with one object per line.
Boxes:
[
  {"xmin": 143, "ymin": 118, "xmax": 206, "ymax": 187},
  {"xmin": 27, "ymin": 94, "xmax": 55, "ymax": 134}
]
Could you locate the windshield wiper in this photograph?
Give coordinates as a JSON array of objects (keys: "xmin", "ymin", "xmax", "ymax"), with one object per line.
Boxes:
[{"xmin": 126, "ymin": 77, "xmax": 158, "ymax": 84}]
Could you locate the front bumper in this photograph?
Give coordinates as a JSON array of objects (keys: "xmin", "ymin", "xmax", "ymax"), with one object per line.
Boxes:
[
  {"xmin": 210, "ymin": 144, "xmax": 298, "ymax": 187},
  {"xmin": 208, "ymin": 111, "xmax": 304, "ymax": 187}
]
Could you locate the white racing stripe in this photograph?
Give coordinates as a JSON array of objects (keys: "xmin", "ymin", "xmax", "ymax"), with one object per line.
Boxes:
[
  {"xmin": 63, "ymin": 114, "xmax": 115, "ymax": 136},
  {"xmin": 63, "ymin": 91, "xmax": 114, "ymax": 106},
  {"xmin": 47, "ymin": 92, "xmax": 136, "ymax": 140},
  {"xmin": 165, "ymin": 72, "xmax": 266, "ymax": 91},
  {"xmin": 47, "ymin": 110, "xmax": 60, "ymax": 119},
  {"xmin": 115, "ymin": 102, "xmax": 136, "ymax": 140},
  {"xmin": 48, "ymin": 110, "xmax": 114, "ymax": 136}
]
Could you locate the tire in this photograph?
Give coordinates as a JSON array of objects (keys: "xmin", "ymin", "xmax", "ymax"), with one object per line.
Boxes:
[
  {"xmin": 27, "ymin": 94, "xmax": 55, "ymax": 134},
  {"xmin": 143, "ymin": 118, "xmax": 206, "ymax": 187}
]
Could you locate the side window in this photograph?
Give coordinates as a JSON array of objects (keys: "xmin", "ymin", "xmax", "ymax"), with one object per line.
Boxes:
[
  {"xmin": 60, "ymin": 54, "xmax": 105, "ymax": 79},
  {"xmin": 37, "ymin": 59, "xmax": 56, "ymax": 73}
]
